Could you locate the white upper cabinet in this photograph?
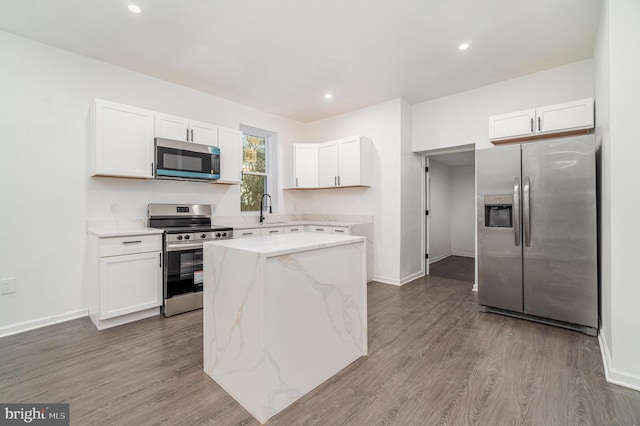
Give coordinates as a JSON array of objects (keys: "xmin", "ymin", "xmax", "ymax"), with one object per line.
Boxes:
[
  {"xmin": 154, "ymin": 113, "xmax": 218, "ymax": 146},
  {"xmin": 488, "ymin": 109, "xmax": 536, "ymax": 140},
  {"xmin": 318, "ymin": 142, "xmax": 339, "ymax": 187},
  {"xmin": 217, "ymin": 126, "xmax": 243, "ymax": 184},
  {"xmin": 489, "ymin": 98, "xmax": 594, "ymax": 141},
  {"xmin": 294, "ymin": 135, "xmax": 372, "ymax": 189},
  {"xmin": 536, "ymin": 98, "xmax": 594, "ymax": 134},
  {"xmin": 190, "ymin": 120, "xmax": 219, "ymax": 146},
  {"xmin": 91, "ymin": 99, "xmax": 154, "ymax": 178},
  {"xmin": 320, "ymin": 136, "xmax": 371, "ymax": 187},
  {"xmin": 293, "ymin": 144, "xmax": 318, "ymax": 188}
]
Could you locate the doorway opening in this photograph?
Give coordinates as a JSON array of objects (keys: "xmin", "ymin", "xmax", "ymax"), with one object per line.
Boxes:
[{"xmin": 424, "ymin": 150, "xmax": 476, "ymax": 286}]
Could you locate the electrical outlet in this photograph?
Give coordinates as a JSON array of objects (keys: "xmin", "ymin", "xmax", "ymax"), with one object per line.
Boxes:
[
  {"xmin": 109, "ymin": 202, "xmax": 118, "ymax": 215},
  {"xmin": 1, "ymin": 277, "xmax": 16, "ymax": 295}
]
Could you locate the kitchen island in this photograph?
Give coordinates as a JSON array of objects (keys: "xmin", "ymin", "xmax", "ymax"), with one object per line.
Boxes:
[{"xmin": 203, "ymin": 232, "xmax": 367, "ymax": 424}]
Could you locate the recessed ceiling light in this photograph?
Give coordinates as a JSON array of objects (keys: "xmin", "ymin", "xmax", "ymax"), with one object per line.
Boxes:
[
  {"xmin": 128, "ymin": 4, "xmax": 142, "ymax": 13},
  {"xmin": 324, "ymin": 93, "xmax": 333, "ymax": 100},
  {"xmin": 458, "ymin": 42, "xmax": 470, "ymax": 51}
]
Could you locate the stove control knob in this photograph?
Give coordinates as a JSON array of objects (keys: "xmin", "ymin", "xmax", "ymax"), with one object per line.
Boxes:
[
  {"xmin": 184, "ymin": 235, "xmax": 190, "ymax": 240},
  {"xmin": 201, "ymin": 233, "xmax": 207, "ymax": 239},
  {"xmin": 215, "ymin": 233, "xmax": 221, "ymax": 238},
  {"xmin": 222, "ymin": 232, "xmax": 227, "ymax": 237},
  {"xmin": 177, "ymin": 235, "xmax": 183, "ymax": 240}
]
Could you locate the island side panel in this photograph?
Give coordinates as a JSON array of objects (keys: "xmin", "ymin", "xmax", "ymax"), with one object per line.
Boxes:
[
  {"xmin": 264, "ymin": 240, "xmax": 367, "ymax": 419},
  {"xmin": 203, "ymin": 244, "xmax": 268, "ymax": 423}
]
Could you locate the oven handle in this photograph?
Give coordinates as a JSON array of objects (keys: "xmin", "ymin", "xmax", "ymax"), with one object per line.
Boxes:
[{"xmin": 166, "ymin": 242, "xmax": 205, "ymax": 252}]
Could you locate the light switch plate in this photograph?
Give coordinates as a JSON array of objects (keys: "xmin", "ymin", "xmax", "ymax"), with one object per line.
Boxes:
[{"xmin": 1, "ymin": 277, "xmax": 16, "ymax": 295}]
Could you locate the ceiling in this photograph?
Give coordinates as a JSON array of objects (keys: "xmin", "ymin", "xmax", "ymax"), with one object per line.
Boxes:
[{"xmin": 0, "ymin": 0, "xmax": 602, "ymax": 123}]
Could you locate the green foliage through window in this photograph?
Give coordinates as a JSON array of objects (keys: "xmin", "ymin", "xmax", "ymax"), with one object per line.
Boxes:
[{"xmin": 241, "ymin": 134, "xmax": 268, "ymax": 211}]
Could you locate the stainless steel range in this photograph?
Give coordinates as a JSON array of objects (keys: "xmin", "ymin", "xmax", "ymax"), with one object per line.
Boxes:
[{"xmin": 148, "ymin": 203, "xmax": 232, "ymax": 317}]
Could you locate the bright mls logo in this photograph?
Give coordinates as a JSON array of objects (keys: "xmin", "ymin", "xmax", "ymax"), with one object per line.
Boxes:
[{"xmin": 1, "ymin": 404, "xmax": 69, "ymax": 425}]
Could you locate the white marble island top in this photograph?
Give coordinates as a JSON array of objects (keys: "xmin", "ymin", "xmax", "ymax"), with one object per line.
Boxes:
[
  {"xmin": 203, "ymin": 232, "xmax": 367, "ymax": 424},
  {"xmin": 207, "ymin": 232, "xmax": 365, "ymax": 256}
]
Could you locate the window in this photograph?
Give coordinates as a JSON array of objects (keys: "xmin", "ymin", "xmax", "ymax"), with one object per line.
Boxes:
[{"xmin": 241, "ymin": 131, "xmax": 269, "ymax": 211}]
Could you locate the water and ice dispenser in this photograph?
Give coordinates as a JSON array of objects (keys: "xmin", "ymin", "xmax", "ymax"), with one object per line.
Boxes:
[{"xmin": 484, "ymin": 195, "xmax": 513, "ymax": 228}]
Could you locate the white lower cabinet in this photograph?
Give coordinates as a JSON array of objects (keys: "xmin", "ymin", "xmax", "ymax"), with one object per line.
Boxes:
[
  {"xmin": 88, "ymin": 233, "xmax": 162, "ymax": 330},
  {"xmin": 284, "ymin": 225, "xmax": 304, "ymax": 233},
  {"xmin": 260, "ymin": 227, "xmax": 284, "ymax": 236},
  {"xmin": 332, "ymin": 226, "xmax": 351, "ymax": 235},
  {"xmin": 306, "ymin": 225, "xmax": 332, "ymax": 233},
  {"xmin": 236, "ymin": 228, "xmax": 260, "ymax": 238}
]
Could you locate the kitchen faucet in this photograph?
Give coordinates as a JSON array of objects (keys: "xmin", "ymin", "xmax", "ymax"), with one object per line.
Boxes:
[{"xmin": 259, "ymin": 194, "xmax": 272, "ymax": 223}]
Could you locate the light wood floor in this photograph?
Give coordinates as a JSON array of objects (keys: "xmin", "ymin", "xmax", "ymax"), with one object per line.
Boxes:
[{"xmin": 1, "ymin": 275, "xmax": 639, "ymax": 425}]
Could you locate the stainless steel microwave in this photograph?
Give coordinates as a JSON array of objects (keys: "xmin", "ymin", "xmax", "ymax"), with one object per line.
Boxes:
[{"xmin": 154, "ymin": 138, "xmax": 220, "ymax": 181}]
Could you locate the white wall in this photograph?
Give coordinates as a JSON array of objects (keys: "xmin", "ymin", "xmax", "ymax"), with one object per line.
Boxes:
[
  {"xmin": 428, "ymin": 160, "xmax": 451, "ymax": 262},
  {"xmin": 0, "ymin": 31, "xmax": 303, "ymax": 333},
  {"xmin": 399, "ymin": 99, "xmax": 423, "ymax": 280},
  {"xmin": 412, "ymin": 59, "xmax": 594, "ymax": 152},
  {"xmin": 596, "ymin": 0, "xmax": 640, "ymax": 390},
  {"xmin": 288, "ymin": 98, "xmax": 423, "ymax": 284},
  {"xmin": 450, "ymin": 165, "xmax": 475, "ymax": 257}
]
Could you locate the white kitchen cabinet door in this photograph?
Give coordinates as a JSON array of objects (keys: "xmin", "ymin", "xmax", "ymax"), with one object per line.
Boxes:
[
  {"xmin": 318, "ymin": 142, "xmax": 339, "ymax": 187},
  {"xmin": 190, "ymin": 120, "xmax": 219, "ymax": 146},
  {"xmin": 337, "ymin": 137, "xmax": 362, "ymax": 186},
  {"xmin": 99, "ymin": 251, "xmax": 162, "ymax": 320},
  {"xmin": 488, "ymin": 109, "xmax": 536, "ymax": 140},
  {"xmin": 260, "ymin": 227, "xmax": 284, "ymax": 236},
  {"xmin": 332, "ymin": 226, "xmax": 351, "ymax": 235},
  {"xmin": 306, "ymin": 225, "xmax": 332, "ymax": 233},
  {"xmin": 284, "ymin": 225, "xmax": 304, "ymax": 233},
  {"xmin": 92, "ymin": 99, "xmax": 155, "ymax": 178},
  {"xmin": 218, "ymin": 127, "xmax": 243, "ymax": 183},
  {"xmin": 293, "ymin": 144, "xmax": 318, "ymax": 188},
  {"xmin": 536, "ymin": 98, "xmax": 594, "ymax": 134},
  {"xmin": 154, "ymin": 112, "xmax": 190, "ymax": 142},
  {"xmin": 236, "ymin": 228, "xmax": 260, "ymax": 238}
]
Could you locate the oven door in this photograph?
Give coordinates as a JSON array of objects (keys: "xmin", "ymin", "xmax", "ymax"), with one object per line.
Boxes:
[
  {"xmin": 165, "ymin": 244, "xmax": 204, "ymax": 298},
  {"xmin": 155, "ymin": 138, "xmax": 220, "ymax": 180}
]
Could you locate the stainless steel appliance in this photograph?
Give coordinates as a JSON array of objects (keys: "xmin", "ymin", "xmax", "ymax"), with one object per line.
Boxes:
[
  {"xmin": 148, "ymin": 203, "xmax": 232, "ymax": 317},
  {"xmin": 477, "ymin": 134, "xmax": 598, "ymax": 336},
  {"xmin": 155, "ymin": 138, "xmax": 220, "ymax": 181}
]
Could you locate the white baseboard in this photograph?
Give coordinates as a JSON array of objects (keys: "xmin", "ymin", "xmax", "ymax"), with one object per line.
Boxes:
[
  {"xmin": 0, "ymin": 308, "xmax": 88, "ymax": 339},
  {"xmin": 452, "ymin": 251, "xmax": 475, "ymax": 258},
  {"xmin": 598, "ymin": 332, "xmax": 640, "ymax": 391},
  {"xmin": 374, "ymin": 269, "xmax": 425, "ymax": 286},
  {"xmin": 428, "ymin": 253, "xmax": 451, "ymax": 264}
]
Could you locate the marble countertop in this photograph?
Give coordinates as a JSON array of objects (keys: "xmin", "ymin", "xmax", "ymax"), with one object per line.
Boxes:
[
  {"xmin": 205, "ymin": 232, "xmax": 365, "ymax": 257},
  {"xmin": 86, "ymin": 219, "xmax": 163, "ymax": 237},
  {"xmin": 214, "ymin": 220, "xmax": 360, "ymax": 230}
]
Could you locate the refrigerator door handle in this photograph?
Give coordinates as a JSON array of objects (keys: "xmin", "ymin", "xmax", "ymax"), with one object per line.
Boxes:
[
  {"xmin": 513, "ymin": 177, "xmax": 521, "ymax": 246},
  {"xmin": 523, "ymin": 176, "xmax": 531, "ymax": 247}
]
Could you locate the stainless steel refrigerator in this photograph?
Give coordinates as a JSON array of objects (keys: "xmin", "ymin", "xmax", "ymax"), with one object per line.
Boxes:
[{"xmin": 477, "ymin": 134, "xmax": 598, "ymax": 336}]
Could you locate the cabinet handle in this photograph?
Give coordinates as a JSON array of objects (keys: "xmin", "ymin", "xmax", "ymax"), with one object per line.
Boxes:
[
  {"xmin": 122, "ymin": 240, "xmax": 142, "ymax": 244},
  {"xmin": 186, "ymin": 128, "xmax": 189, "ymax": 141},
  {"xmin": 334, "ymin": 176, "xmax": 337, "ymax": 186},
  {"xmin": 530, "ymin": 118, "xmax": 533, "ymax": 132},
  {"xmin": 290, "ymin": 228, "xmax": 299, "ymax": 232},
  {"xmin": 242, "ymin": 232, "xmax": 254, "ymax": 236},
  {"xmin": 296, "ymin": 177, "xmax": 299, "ymax": 187},
  {"xmin": 151, "ymin": 162, "xmax": 154, "ymax": 175},
  {"xmin": 190, "ymin": 129, "xmax": 194, "ymax": 141},
  {"xmin": 338, "ymin": 176, "xmax": 340, "ymax": 186},
  {"xmin": 315, "ymin": 228, "xmax": 325, "ymax": 232},
  {"xmin": 159, "ymin": 253, "xmax": 162, "ymax": 267},
  {"xmin": 334, "ymin": 229, "xmax": 344, "ymax": 233},
  {"xmin": 538, "ymin": 117, "xmax": 541, "ymax": 131},
  {"xmin": 269, "ymin": 230, "xmax": 279, "ymax": 233}
]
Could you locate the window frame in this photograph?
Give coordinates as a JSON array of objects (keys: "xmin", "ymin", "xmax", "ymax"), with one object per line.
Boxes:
[{"xmin": 239, "ymin": 125, "xmax": 277, "ymax": 213}]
